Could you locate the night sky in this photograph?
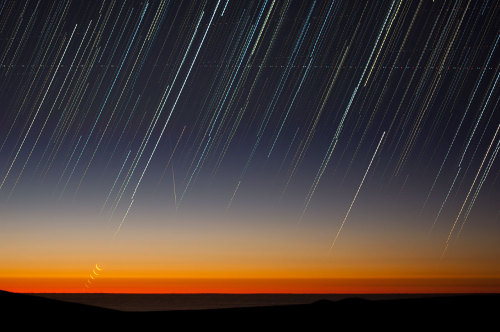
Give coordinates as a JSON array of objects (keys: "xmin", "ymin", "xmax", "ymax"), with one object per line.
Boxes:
[{"xmin": 1, "ymin": 0, "xmax": 499, "ymax": 293}]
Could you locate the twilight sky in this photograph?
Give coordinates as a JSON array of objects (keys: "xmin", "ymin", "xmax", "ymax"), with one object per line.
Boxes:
[{"xmin": 1, "ymin": 0, "xmax": 499, "ymax": 293}]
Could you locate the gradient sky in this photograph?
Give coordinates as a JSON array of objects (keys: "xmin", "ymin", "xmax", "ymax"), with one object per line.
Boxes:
[{"xmin": 0, "ymin": 0, "xmax": 499, "ymax": 293}]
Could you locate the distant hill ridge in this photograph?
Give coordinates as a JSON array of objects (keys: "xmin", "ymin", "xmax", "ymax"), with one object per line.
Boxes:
[{"xmin": 1, "ymin": 290, "xmax": 497, "ymax": 329}]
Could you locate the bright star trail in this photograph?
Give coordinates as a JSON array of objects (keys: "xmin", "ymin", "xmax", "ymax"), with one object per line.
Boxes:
[{"xmin": 0, "ymin": 0, "xmax": 499, "ymax": 294}]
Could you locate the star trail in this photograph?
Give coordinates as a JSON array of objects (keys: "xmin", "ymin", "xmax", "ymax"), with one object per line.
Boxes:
[{"xmin": 0, "ymin": 0, "xmax": 499, "ymax": 293}]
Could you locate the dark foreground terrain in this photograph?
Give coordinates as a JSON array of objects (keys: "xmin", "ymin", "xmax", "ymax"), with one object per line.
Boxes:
[{"xmin": 1, "ymin": 290, "xmax": 498, "ymax": 330}]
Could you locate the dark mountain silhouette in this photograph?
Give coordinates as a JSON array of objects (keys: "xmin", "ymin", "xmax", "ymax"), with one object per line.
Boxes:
[{"xmin": 1, "ymin": 290, "xmax": 497, "ymax": 330}]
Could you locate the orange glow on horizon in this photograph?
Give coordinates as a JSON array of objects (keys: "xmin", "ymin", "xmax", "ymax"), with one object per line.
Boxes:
[
  {"xmin": 2, "ymin": 214, "xmax": 500, "ymax": 295},
  {"xmin": 3, "ymin": 277, "xmax": 500, "ymax": 294}
]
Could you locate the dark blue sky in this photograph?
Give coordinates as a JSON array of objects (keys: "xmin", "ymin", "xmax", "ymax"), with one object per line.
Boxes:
[{"xmin": 0, "ymin": 0, "xmax": 499, "ymax": 292}]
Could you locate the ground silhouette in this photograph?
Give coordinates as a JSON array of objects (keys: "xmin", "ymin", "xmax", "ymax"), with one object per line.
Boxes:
[{"xmin": 1, "ymin": 290, "xmax": 497, "ymax": 330}]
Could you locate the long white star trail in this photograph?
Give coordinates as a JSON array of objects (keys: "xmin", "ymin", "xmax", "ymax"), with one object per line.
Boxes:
[{"xmin": 330, "ymin": 131, "xmax": 386, "ymax": 252}]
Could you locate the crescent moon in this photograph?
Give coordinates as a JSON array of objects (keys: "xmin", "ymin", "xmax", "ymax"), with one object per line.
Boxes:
[{"xmin": 95, "ymin": 264, "xmax": 103, "ymax": 271}]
